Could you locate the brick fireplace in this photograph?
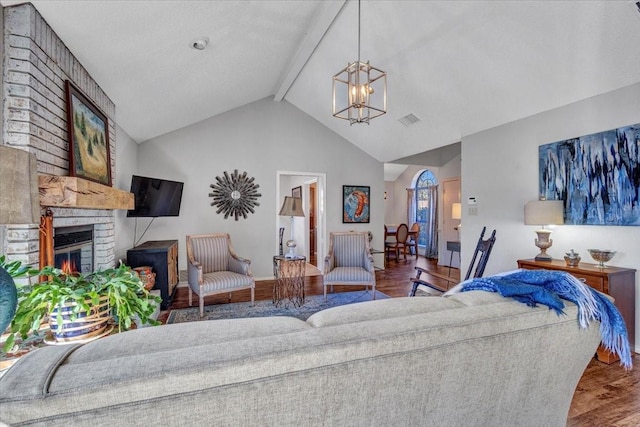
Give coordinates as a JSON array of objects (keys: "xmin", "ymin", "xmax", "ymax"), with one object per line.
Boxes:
[{"xmin": 1, "ymin": 4, "xmax": 118, "ymax": 270}]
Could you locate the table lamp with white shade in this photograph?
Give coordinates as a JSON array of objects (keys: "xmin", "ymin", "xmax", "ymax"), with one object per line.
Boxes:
[
  {"xmin": 524, "ymin": 199, "xmax": 564, "ymax": 261},
  {"xmin": 278, "ymin": 196, "xmax": 305, "ymax": 259},
  {"xmin": 452, "ymin": 202, "xmax": 462, "ymax": 230}
]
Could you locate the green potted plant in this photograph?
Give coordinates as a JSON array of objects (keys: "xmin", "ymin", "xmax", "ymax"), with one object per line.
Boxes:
[{"xmin": 3, "ymin": 261, "xmax": 161, "ymax": 352}]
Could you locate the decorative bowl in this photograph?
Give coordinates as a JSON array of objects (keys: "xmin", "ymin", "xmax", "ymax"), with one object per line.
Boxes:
[{"xmin": 587, "ymin": 249, "xmax": 616, "ymax": 268}]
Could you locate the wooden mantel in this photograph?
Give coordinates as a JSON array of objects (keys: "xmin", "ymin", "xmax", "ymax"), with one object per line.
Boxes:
[{"xmin": 39, "ymin": 175, "xmax": 134, "ymax": 210}]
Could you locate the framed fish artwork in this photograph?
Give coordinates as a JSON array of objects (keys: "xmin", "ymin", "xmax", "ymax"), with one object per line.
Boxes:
[{"xmin": 343, "ymin": 185, "xmax": 370, "ymax": 223}]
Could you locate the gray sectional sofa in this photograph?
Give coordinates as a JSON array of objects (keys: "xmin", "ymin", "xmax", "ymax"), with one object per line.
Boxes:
[{"xmin": 0, "ymin": 291, "xmax": 600, "ymax": 426}]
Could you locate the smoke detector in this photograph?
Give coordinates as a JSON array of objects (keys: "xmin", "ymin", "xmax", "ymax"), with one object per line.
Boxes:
[{"xmin": 191, "ymin": 37, "xmax": 209, "ymax": 51}]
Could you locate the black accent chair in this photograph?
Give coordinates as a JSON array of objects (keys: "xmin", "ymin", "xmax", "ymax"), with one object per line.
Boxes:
[{"xmin": 409, "ymin": 226, "xmax": 496, "ymax": 296}]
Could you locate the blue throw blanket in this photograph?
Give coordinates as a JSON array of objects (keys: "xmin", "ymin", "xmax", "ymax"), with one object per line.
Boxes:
[{"xmin": 457, "ymin": 270, "xmax": 632, "ymax": 370}]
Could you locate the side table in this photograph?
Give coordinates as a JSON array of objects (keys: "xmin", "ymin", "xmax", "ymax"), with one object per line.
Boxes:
[
  {"xmin": 273, "ymin": 255, "xmax": 306, "ymax": 307},
  {"xmin": 446, "ymin": 241, "xmax": 461, "ymax": 276},
  {"xmin": 370, "ymin": 248, "xmax": 385, "ymax": 270}
]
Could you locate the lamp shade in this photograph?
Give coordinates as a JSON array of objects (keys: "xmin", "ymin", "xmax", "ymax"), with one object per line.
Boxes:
[
  {"xmin": 279, "ymin": 196, "xmax": 305, "ymax": 217},
  {"xmin": 0, "ymin": 146, "xmax": 40, "ymax": 224},
  {"xmin": 451, "ymin": 203, "xmax": 462, "ymax": 220},
  {"xmin": 524, "ymin": 200, "xmax": 564, "ymax": 226}
]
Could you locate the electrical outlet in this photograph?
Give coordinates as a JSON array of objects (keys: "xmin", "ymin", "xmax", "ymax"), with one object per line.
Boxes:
[{"xmin": 468, "ymin": 206, "xmax": 478, "ymax": 216}]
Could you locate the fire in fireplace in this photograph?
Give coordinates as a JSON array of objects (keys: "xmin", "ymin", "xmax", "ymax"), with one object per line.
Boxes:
[{"xmin": 54, "ymin": 225, "xmax": 94, "ymax": 274}]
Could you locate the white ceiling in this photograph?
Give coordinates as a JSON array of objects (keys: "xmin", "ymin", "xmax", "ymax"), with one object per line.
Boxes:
[{"xmin": 3, "ymin": 0, "xmax": 640, "ymax": 164}]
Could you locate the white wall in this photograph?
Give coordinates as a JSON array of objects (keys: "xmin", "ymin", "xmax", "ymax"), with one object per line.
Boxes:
[
  {"xmin": 439, "ymin": 154, "xmax": 462, "ymax": 185},
  {"xmin": 462, "ymin": 82, "xmax": 640, "ymax": 351},
  {"xmin": 128, "ymin": 97, "xmax": 383, "ymax": 279},
  {"xmin": 386, "ymin": 165, "xmax": 424, "ymax": 226},
  {"xmin": 383, "ymin": 181, "xmax": 395, "ymax": 224},
  {"xmin": 114, "ymin": 125, "xmax": 139, "ymax": 262}
]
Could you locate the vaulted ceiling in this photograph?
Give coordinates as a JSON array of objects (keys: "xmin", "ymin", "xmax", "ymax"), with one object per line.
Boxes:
[{"xmin": 3, "ymin": 1, "xmax": 640, "ymax": 171}]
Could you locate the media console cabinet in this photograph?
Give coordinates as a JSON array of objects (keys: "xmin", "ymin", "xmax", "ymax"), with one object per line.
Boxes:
[
  {"xmin": 517, "ymin": 258, "xmax": 636, "ymax": 364},
  {"xmin": 128, "ymin": 240, "xmax": 179, "ymax": 309}
]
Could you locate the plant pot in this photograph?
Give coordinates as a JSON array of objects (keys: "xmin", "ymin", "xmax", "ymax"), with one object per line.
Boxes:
[{"xmin": 48, "ymin": 295, "xmax": 111, "ymax": 343}]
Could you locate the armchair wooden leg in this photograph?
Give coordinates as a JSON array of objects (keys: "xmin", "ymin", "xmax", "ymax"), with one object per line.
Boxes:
[
  {"xmin": 250, "ymin": 287, "xmax": 255, "ymax": 306},
  {"xmin": 188, "ymin": 287, "xmax": 193, "ymax": 306},
  {"xmin": 199, "ymin": 295, "xmax": 204, "ymax": 318}
]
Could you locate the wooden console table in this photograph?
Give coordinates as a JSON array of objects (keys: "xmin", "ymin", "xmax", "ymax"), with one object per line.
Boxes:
[
  {"xmin": 273, "ymin": 256, "xmax": 306, "ymax": 308},
  {"xmin": 517, "ymin": 258, "xmax": 636, "ymax": 364}
]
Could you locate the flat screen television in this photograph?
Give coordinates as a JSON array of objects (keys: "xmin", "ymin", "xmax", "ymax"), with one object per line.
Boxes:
[{"xmin": 127, "ymin": 175, "xmax": 184, "ymax": 217}]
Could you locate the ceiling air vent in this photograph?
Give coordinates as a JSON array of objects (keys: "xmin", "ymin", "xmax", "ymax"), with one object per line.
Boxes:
[{"xmin": 398, "ymin": 113, "xmax": 421, "ymax": 127}]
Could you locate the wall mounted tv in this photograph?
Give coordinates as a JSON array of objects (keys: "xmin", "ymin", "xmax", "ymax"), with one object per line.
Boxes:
[{"xmin": 127, "ymin": 175, "xmax": 184, "ymax": 217}]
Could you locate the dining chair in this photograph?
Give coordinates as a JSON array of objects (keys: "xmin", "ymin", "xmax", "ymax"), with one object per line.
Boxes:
[
  {"xmin": 405, "ymin": 223, "xmax": 420, "ymax": 257},
  {"xmin": 385, "ymin": 223, "xmax": 409, "ymax": 262}
]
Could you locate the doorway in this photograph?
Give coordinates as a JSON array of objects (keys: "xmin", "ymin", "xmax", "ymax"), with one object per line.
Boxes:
[
  {"xmin": 442, "ymin": 178, "xmax": 461, "ymax": 269},
  {"xmin": 276, "ymin": 171, "xmax": 326, "ymax": 272},
  {"xmin": 308, "ymin": 182, "xmax": 317, "ymax": 266}
]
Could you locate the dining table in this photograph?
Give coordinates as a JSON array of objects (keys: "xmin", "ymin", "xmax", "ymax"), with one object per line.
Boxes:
[
  {"xmin": 385, "ymin": 224, "xmax": 418, "ymax": 240},
  {"xmin": 384, "ymin": 224, "xmax": 419, "ymax": 255}
]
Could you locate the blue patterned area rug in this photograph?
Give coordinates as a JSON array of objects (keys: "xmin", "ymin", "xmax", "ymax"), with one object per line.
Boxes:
[{"xmin": 166, "ymin": 290, "xmax": 389, "ymax": 324}]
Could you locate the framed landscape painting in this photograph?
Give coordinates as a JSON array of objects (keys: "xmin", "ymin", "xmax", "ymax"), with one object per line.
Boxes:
[
  {"xmin": 343, "ymin": 185, "xmax": 370, "ymax": 223},
  {"xmin": 65, "ymin": 80, "xmax": 112, "ymax": 186}
]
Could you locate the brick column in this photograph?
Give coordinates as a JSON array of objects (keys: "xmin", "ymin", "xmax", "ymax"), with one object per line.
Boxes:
[{"xmin": 2, "ymin": 3, "xmax": 117, "ymax": 270}]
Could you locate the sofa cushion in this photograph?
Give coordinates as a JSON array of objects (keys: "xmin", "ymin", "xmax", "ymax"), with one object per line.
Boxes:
[
  {"xmin": 307, "ymin": 296, "xmax": 463, "ymax": 327},
  {"xmin": 201, "ymin": 271, "xmax": 253, "ymax": 291},
  {"xmin": 324, "ymin": 266, "xmax": 372, "ymax": 282}
]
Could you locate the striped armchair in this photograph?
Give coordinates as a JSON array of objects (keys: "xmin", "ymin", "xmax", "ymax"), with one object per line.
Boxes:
[
  {"xmin": 186, "ymin": 233, "xmax": 255, "ymax": 317},
  {"xmin": 323, "ymin": 231, "xmax": 376, "ymax": 300}
]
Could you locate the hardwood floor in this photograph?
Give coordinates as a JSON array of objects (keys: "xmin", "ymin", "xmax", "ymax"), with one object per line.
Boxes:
[{"xmin": 163, "ymin": 257, "xmax": 639, "ymax": 426}]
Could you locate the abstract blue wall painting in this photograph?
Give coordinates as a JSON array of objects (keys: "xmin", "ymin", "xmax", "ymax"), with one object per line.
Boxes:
[{"xmin": 539, "ymin": 123, "xmax": 640, "ymax": 226}]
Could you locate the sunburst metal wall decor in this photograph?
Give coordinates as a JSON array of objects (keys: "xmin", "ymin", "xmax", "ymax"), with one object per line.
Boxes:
[{"xmin": 209, "ymin": 170, "xmax": 261, "ymax": 220}]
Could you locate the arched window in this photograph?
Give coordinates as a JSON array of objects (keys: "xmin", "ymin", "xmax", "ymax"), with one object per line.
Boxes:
[{"xmin": 415, "ymin": 170, "xmax": 438, "ymax": 258}]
